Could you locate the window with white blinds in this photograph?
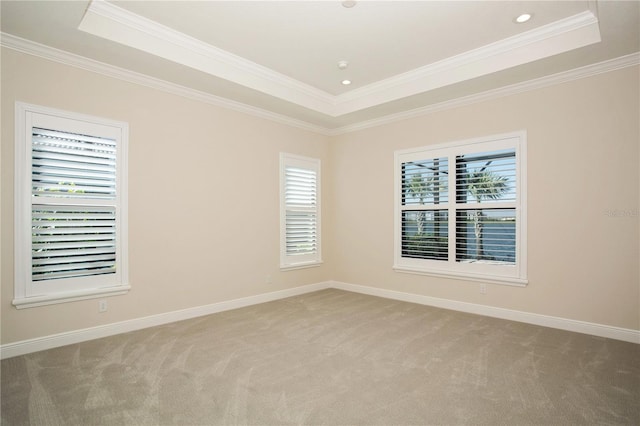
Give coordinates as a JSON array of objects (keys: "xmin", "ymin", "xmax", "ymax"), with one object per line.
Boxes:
[
  {"xmin": 14, "ymin": 103, "xmax": 129, "ymax": 308},
  {"xmin": 394, "ymin": 132, "xmax": 527, "ymax": 285},
  {"xmin": 280, "ymin": 153, "xmax": 322, "ymax": 270}
]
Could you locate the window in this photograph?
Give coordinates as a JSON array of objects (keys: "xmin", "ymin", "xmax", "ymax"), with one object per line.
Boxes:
[
  {"xmin": 14, "ymin": 102, "xmax": 129, "ymax": 308},
  {"xmin": 394, "ymin": 131, "xmax": 527, "ymax": 285},
  {"xmin": 280, "ymin": 153, "xmax": 322, "ymax": 270}
]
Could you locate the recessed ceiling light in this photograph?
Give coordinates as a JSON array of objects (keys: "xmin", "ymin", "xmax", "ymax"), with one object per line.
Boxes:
[
  {"xmin": 342, "ymin": 1, "xmax": 357, "ymax": 8},
  {"xmin": 515, "ymin": 13, "xmax": 532, "ymax": 23},
  {"xmin": 338, "ymin": 60, "xmax": 349, "ymax": 70},
  {"xmin": 341, "ymin": 79, "xmax": 352, "ymax": 86}
]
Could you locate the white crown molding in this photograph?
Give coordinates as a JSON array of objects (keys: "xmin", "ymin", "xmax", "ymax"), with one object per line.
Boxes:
[
  {"xmin": 0, "ymin": 32, "xmax": 332, "ymax": 136},
  {"xmin": 2, "ymin": 31, "xmax": 637, "ymax": 137},
  {"xmin": 78, "ymin": 0, "xmax": 337, "ymax": 116},
  {"xmin": 2, "ymin": 280, "xmax": 637, "ymax": 359},
  {"xmin": 333, "ymin": 10, "xmax": 601, "ymax": 115},
  {"xmin": 328, "ymin": 52, "xmax": 640, "ymax": 136},
  {"xmin": 78, "ymin": 1, "xmax": 601, "ymax": 117}
]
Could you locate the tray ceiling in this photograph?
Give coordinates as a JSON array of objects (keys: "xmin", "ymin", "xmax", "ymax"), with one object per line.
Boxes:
[{"xmin": 1, "ymin": 1, "xmax": 639, "ymax": 134}]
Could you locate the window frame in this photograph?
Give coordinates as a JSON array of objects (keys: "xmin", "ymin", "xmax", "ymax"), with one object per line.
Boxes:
[
  {"xmin": 279, "ymin": 153, "xmax": 322, "ymax": 270},
  {"xmin": 14, "ymin": 102, "xmax": 130, "ymax": 308},
  {"xmin": 394, "ymin": 131, "xmax": 527, "ymax": 286}
]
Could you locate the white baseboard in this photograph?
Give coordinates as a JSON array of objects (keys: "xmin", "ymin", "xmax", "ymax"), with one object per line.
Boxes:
[
  {"xmin": 330, "ymin": 281, "xmax": 640, "ymax": 344},
  {"xmin": 0, "ymin": 281, "xmax": 331, "ymax": 360},
  {"xmin": 2, "ymin": 280, "xmax": 637, "ymax": 359}
]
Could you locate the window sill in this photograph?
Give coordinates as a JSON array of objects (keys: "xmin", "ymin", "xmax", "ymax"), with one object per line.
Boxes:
[
  {"xmin": 12, "ymin": 285, "xmax": 131, "ymax": 309},
  {"xmin": 393, "ymin": 265, "xmax": 528, "ymax": 287},
  {"xmin": 280, "ymin": 260, "xmax": 323, "ymax": 271}
]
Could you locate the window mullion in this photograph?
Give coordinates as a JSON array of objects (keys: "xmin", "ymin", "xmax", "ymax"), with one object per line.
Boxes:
[{"xmin": 447, "ymin": 152, "xmax": 456, "ymax": 263}]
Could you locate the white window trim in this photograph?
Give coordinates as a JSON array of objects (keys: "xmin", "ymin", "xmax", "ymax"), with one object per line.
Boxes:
[
  {"xmin": 393, "ymin": 131, "xmax": 527, "ymax": 286},
  {"xmin": 14, "ymin": 102, "xmax": 130, "ymax": 309},
  {"xmin": 279, "ymin": 153, "xmax": 322, "ymax": 270}
]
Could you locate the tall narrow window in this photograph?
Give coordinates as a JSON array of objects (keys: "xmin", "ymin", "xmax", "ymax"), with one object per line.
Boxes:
[
  {"xmin": 394, "ymin": 132, "xmax": 527, "ymax": 285},
  {"xmin": 14, "ymin": 103, "xmax": 129, "ymax": 308},
  {"xmin": 280, "ymin": 153, "xmax": 322, "ymax": 270}
]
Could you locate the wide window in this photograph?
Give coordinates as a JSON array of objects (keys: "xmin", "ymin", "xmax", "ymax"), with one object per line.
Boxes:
[
  {"xmin": 394, "ymin": 131, "xmax": 527, "ymax": 285},
  {"xmin": 14, "ymin": 102, "xmax": 129, "ymax": 308},
  {"xmin": 280, "ymin": 153, "xmax": 322, "ymax": 270}
]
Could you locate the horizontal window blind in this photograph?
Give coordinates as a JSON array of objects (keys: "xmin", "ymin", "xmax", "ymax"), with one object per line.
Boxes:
[
  {"xmin": 454, "ymin": 149, "xmax": 516, "ymax": 264},
  {"xmin": 401, "ymin": 210, "xmax": 448, "ymax": 260},
  {"xmin": 280, "ymin": 153, "xmax": 321, "ymax": 269},
  {"xmin": 285, "ymin": 211, "xmax": 317, "ymax": 255},
  {"xmin": 284, "ymin": 166, "xmax": 317, "ymax": 256},
  {"xmin": 455, "ymin": 208, "xmax": 516, "ymax": 264},
  {"xmin": 32, "ymin": 206, "xmax": 116, "ymax": 281},
  {"xmin": 400, "ymin": 157, "xmax": 450, "ymax": 261},
  {"xmin": 32, "ymin": 128, "xmax": 117, "ymax": 199},
  {"xmin": 402, "ymin": 157, "xmax": 449, "ymax": 206},
  {"xmin": 31, "ymin": 128, "xmax": 118, "ymax": 282},
  {"xmin": 455, "ymin": 149, "xmax": 516, "ymax": 204}
]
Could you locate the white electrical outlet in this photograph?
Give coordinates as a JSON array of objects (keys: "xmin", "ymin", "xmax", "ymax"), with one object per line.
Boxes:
[
  {"xmin": 266, "ymin": 274, "xmax": 272, "ymax": 284},
  {"xmin": 98, "ymin": 300, "xmax": 108, "ymax": 312},
  {"xmin": 479, "ymin": 283, "xmax": 487, "ymax": 294}
]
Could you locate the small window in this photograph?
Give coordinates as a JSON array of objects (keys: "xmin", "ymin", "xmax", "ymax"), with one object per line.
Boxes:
[
  {"xmin": 280, "ymin": 153, "xmax": 322, "ymax": 270},
  {"xmin": 14, "ymin": 103, "xmax": 129, "ymax": 308},
  {"xmin": 394, "ymin": 132, "xmax": 527, "ymax": 285}
]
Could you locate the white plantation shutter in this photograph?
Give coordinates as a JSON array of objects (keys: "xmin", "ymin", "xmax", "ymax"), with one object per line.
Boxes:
[
  {"xmin": 400, "ymin": 157, "xmax": 449, "ymax": 261},
  {"xmin": 31, "ymin": 128, "xmax": 118, "ymax": 282},
  {"xmin": 454, "ymin": 149, "xmax": 517, "ymax": 264},
  {"xmin": 14, "ymin": 103, "xmax": 129, "ymax": 308},
  {"xmin": 32, "ymin": 128, "xmax": 117, "ymax": 199},
  {"xmin": 285, "ymin": 166, "xmax": 317, "ymax": 255},
  {"xmin": 280, "ymin": 154, "xmax": 321, "ymax": 269},
  {"xmin": 394, "ymin": 132, "xmax": 527, "ymax": 285},
  {"xmin": 285, "ymin": 211, "xmax": 318, "ymax": 255},
  {"xmin": 31, "ymin": 205, "xmax": 117, "ymax": 281}
]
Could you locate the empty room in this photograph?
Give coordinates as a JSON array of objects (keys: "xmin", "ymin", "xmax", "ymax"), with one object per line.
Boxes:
[{"xmin": 1, "ymin": 1, "xmax": 639, "ymax": 424}]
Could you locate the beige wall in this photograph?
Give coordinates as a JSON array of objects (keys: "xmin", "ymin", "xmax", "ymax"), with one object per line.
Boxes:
[
  {"xmin": 2, "ymin": 47, "xmax": 639, "ymax": 345},
  {"xmin": 329, "ymin": 66, "xmax": 640, "ymax": 331},
  {"xmin": 1, "ymin": 49, "xmax": 331, "ymax": 344}
]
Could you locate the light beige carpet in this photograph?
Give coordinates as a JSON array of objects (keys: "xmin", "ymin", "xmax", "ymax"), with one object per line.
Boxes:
[{"xmin": 1, "ymin": 289, "xmax": 639, "ymax": 425}]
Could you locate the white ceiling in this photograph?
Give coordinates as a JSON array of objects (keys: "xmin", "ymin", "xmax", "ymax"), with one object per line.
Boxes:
[{"xmin": 1, "ymin": 1, "xmax": 639, "ymax": 134}]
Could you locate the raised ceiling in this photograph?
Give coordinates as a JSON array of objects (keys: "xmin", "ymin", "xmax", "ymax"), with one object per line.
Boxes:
[{"xmin": 1, "ymin": 1, "xmax": 639, "ymax": 134}]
